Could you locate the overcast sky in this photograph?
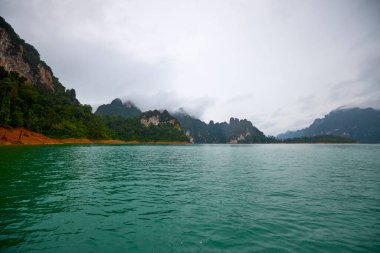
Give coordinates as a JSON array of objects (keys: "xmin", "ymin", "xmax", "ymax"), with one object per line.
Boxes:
[{"xmin": 1, "ymin": 0, "xmax": 379, "ymax": 135}]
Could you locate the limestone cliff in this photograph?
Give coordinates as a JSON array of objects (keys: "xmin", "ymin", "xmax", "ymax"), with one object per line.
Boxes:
[
  {"xmin": 140, "ymin": 110, "xmax": 182, "ymax": 130},
  {"xmin": 174, "ymin": 109, "xmax": 267, "ymax": 143},
  {"xmin": 0, "ymin": 16, "xmax": 55, "ymax": 89}
]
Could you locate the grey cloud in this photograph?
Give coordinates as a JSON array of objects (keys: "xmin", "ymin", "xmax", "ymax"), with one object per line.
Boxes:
[
  {"xmin": 225, "ymin": 93, "xmax": 254, "ymax": 104},
  {"xmin": 328, "ymin": 56, "xmax": 380, "ymax": 109},
  {"xmin": 118, "ymin": 92, "xmax": 215, "ymax": 119}
]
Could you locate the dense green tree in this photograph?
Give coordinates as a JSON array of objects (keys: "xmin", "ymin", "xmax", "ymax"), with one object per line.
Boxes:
[
  {"xmin": 281, "ymin": 135, "xmax": 355, "ymax": 143},
  {"xmin": 0, "ymin": 67, "xmax": 110, "ymax": 139},
  {"xmin": 100, "ymin": 115, "xmax": 188, "ymax": 142},
  {"xmin": 0, "ymin": 77, "xmax": 14, "ymax": 126}
]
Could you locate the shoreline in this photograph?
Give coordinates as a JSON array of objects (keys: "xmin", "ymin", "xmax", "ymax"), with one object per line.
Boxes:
[
  {"xmin": 0, "ymin": 127, "xmax": 190, "ymax": 145},
  {"xmin": 0, "ymin": 128, "xmax": 360, "ymax": 146}
]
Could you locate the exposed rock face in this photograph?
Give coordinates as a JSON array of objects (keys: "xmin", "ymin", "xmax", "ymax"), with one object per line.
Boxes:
[
  {"xmin": 140, "ymin": 110, "xmax": 182, "ymax": 130},
  {"xmin": 37, "ymin": 63, "xmax": 54, "ymax": 88},
  {"xmin": 141, "ymin": 115, "xmax": 160, "ymax": 126},
  {"xmin": 0, "ymin": 22, "xmax": 55, "ymax": 89},
  {"xmin": 174, "ymin": 109, "xmax": 267, "ymax": 143},
  {"xmin": 185, "ymin": 130, "xmax": 194, "ymax": 143},
  {"xmin": 229, "ymin": 129, "xmax": 253, "ymax": 143},
  {"xmin": 0, "ymin": 28, "xmax": 33, "ymax": 82}
]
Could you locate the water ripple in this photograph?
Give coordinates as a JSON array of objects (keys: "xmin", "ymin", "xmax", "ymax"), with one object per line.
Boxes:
[{"xmin": 0, "ymin": 144, "xmax": 379, "ymax": 252}]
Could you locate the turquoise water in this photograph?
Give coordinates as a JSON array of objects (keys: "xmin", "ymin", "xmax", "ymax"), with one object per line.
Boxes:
[{"xmin": 0, "ymin": 144, "xmax": 379, "ymax": 252}]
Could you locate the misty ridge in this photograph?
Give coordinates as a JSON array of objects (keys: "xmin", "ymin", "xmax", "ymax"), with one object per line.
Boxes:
[{"xmin": 94, "ymin": 98, "xmax": 380, "ymax": 144}]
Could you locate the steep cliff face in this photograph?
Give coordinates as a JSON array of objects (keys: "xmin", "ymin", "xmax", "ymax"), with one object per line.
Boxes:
[
  {"xmin": 0, "ymin": 17, "xmax": 55, "ymax": 89},
  {"xmin": 0, "ymin": 17, "xmax": 112, "ymax": 139},
  {"xmin": 140, "ymin": 110, "xmax": 182, "ymax": 130},
  {"xmin": 174, "ymin": 110, "xmax": 267, "ymax": 143}
]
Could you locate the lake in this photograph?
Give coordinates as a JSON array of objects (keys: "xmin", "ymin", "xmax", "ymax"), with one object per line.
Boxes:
[{"xmin": 0, "ymin": 144, "xmax": 379, "ymax": 252}]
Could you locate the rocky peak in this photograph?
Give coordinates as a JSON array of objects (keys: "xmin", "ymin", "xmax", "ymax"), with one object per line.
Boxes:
[
  {"xmin": 96, "ymin": 98, "xmax": 142, "ymax": 117},
  {"xmin": 140, "ymin": 110, "xmax": 182, "ymax": 130},
  {"xmin": 110, "ymin": 98, "xmax": 123, "ymax": 105},
  {"xmin": 176, "ymin": 107, "xmax": 188, "ymax": 116},
  {"xmin": 0, "ymin": 17, "xmax": 55, "ymax": 90},
  {"xmin": 123, "ymin": 100, "xmax": 136, "ymax": 108}
]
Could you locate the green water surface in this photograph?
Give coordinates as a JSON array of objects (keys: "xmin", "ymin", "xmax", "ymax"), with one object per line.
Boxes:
[{"xmin": 0, "ymin": 144, "xmax": 379, "ymax": 252}]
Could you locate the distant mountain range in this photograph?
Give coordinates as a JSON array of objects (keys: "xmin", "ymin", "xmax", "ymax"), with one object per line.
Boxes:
[
  {"xmin": 173, "ymin": 109, "xmax": 267, "ymax": 143},
  {"xmin": 94, "ymin": 100, "xmax": 268, "ymax": 143},
  {"xmin": 1, "ymin": 16, "xmax": 379, "ymax": 144},
  {"xmin": 278, "ymin": 107, "xmax": 380, "ymax": 143}
]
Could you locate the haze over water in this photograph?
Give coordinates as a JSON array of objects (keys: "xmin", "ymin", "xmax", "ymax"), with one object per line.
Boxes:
[{"xmin": 1, "ymin": 144, "xmax": 379, "ymax": 252}]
